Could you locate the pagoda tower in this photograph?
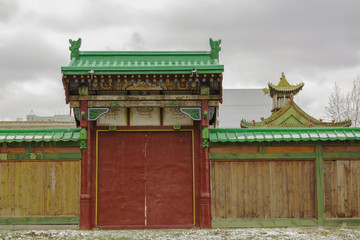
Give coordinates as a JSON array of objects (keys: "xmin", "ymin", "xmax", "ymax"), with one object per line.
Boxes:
[{"xmin": 264, "ymin": 72, "xmax": 304, "ymax": 113}]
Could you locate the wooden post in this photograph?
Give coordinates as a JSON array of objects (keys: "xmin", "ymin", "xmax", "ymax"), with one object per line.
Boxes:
[
  {"xmin": 200, "ymin": 99, "xmax": 211, "ymax": 228},
  {"xmin": 316, "ymin": 144, "xmax": 325, "ymax": 226},
  {"xmin": 79, "ymin": 100, "xmax": 91, "ymax": 229}
]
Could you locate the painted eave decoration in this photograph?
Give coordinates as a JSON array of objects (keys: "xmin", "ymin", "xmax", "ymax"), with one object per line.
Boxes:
[
  {"xmin": 210, "ymin": 127, "xmax": 360, "ymax": 143},
  {"xmin": 61, "ymin": 38, "xmax": 224, "ymax": 75},
  {"xmin": 0, "ymin": 128, "xmax": 81, "ymax": 143},
  {"xmin": 241, "ymin": 101, "xmax": 352, "ymax": 128}
]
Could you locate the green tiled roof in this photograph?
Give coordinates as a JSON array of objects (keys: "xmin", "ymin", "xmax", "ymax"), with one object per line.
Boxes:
[
  {"xmin": 0, "ymin": 128, "xmax": 81, "ymax": 143},
  {"xmin": 210, "ymin": 127, "xmax": 360, "ymax": 143},
  {"xmin": 61, "ymin": 39, "xmax": 224, "ymax": 75}
]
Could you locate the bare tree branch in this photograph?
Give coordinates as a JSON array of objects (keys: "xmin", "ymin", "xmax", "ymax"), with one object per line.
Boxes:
[{"xmin": 326, "ymin": 76, "xmax": 360, "ymax": 126}]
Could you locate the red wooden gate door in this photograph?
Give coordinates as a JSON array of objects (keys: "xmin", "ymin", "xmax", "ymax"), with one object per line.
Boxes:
[
  {"xmin": 146, "ymin": 132, "xmax": 193, "ymax": 226},
  {"xmin": 97, "ymin": 132, "xmax": 146, "ymax": 226},
  {"xmin": 97, "ymin": 131, "xmax": 193, "ymax": 228}
]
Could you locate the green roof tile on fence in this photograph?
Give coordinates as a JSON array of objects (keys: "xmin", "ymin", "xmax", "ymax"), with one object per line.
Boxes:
[
  {"xmin": 209, "ymin": 127, "xmax": 360, "ymax": 143},
  {"xmin": 0, "ymin": 128, "xmax": 81, "ymax": 143}
]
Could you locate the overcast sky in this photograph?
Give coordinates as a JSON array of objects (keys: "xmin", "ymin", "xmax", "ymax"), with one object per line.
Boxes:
[{"xmin": 1, "ymin": 0, "xmax": 360, "ymax": 121}]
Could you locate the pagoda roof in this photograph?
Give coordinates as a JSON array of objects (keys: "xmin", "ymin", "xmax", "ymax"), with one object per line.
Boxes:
[
  {"xmin": 264, "ymin": 73, "xmax": 304, "ymax": 97},
  {"xmin": 61, "ymin": 38, "xmax": 224, "ymax": 75},
  {"xmin": 241, "ymin": 101, "xmax": 351, "ymax": 128}
]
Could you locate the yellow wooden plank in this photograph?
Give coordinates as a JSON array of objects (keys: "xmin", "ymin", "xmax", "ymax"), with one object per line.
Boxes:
[
  {"xmin": 0, "ymin": 162, "xmax": 6, "ymax": 216},
  {"xmin": 293, "ymin": 161, "xmax": 300, "ymax": 218},
  {"xmin": 337, "ymin": 161, "xmax": 345, "ymax": 217},
  {"xmin": 44, "ymin": 162, "xmax": 51, "ymax": 216},
  {"xmin": 276, "ymin": 161, "xmax": 282, "ymax": 218},
  {"xmin": 61, "ymin": 161, "xmax": 68, "ymax": 215},
  {"xmin": 75, "ymin": 160, "xmax": 81, "ymax": 215},
  {"xmin": 211, "ymin": 161, "xmax": 215, "ymax": 218},
  {"xmin": 323, "ymin": 161, "xmax": 331, "ymax": 218},
  {"xmin": 330, "ymin": 161, "xmax": 338, "ymax": 218},
  {"xmin": 48, "ymin": 162, "xmax": 57, "ymax": 215},
  {"xmin": 252, "ymin": 161, "xmax": 258, "ymax": 218},
  {"xmin": 309, "ymin": 160, "xmax": 316, "ymax": 218},
  {"xmin": 269, "ymin": 161, "xmax": 276, "ymax": 218},
  {"xmin": 263, "ymin": 161, "xmax": 270, "ymax": 218},
  {"xmin": 215, "ymin": 162, "xmax": 224, "ymax": 218},
  {"xmin": 53, "ymin": 161, "xmax": 63, "ymax": 215},
  {"xmin": 224, "ymin": 162, "xmax": 232, "ymax": 218},
  {"xmin": 244, "ymin": 162, "xmax": 251, "ymax": 218},
  {"xmin": 13, "ymin": 162, "xmax": 21, "ymax": 216},
  {"xmin": 286, "ymin": 161, "xmax": 294, "ymax": 218},
  {"xmin": 2, "ymin": 162, "xmax": 10, "ymax": 216},
  {"xmin": 350, "ymin": 160, "xmax": 359, "ymax": 217},
  {"xmin": 22, "ymin": 161, "xmax": 30, "ymax": 216},
  {"xmin": 30, "ymin": 162, "xmax": 44, "ymax": 215},
  {"xmin": 230, "ymin": 162, "xmax": 238, "ymax": 219},
  {"xmin": 344, "ymin": 160, "xmax": 351, "ymax": 217},
  {"xmin": 299, "ymin": 161, "xmax": 305, "ymax": 218},
  {"xmin": 237, "ymin": 162, "xmax": 245, "ymax": 218},
  {"xmin": 282, "ymin": 161, "xmax": 289, "ymax": 218},
  {"xmin": 68, "ymin": 161, "xmax": 77, "ymax": 215},
  {"xmin": 256, "ymin": 161, "xmax": 263, "ymax": 218}
]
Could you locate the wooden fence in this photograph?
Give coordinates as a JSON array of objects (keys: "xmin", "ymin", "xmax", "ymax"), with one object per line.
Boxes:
[
  {"xmin": 210, "ymin": 143, "xmax": 360, "ymax": 227},
  {"xmin": 0, "ymin": 142, "xmax": 81, "ymax": 225}
]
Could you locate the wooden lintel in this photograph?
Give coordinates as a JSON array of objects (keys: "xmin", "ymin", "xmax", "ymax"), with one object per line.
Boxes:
[
  {"xmin": 88, "ymin": 100, "xmax": 201, "ymax": 108},
  {"xmin": 69, "ymin": 95, "xmax": 220, "ymax": 101}
]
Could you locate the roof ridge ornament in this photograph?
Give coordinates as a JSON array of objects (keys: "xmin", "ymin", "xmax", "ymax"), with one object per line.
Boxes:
[
  {"xmin": 69, "ymin": 38, "xmax": 82, "ymax": 60},
  {"xmin": 209, "ymin": 38, "xmax": 221, "ymax": 63}
]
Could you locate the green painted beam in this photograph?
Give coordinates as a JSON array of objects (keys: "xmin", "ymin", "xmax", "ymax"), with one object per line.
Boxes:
[
  {"xmin": 0, "ymin": 217, "xmax": 79, "ymax": 225},
  {"xmin": 325, "ymin": 219, "xmax": 360, "ymax": 227},
  {"xmin": 26, "ymin": 143, "xmax": 33, "ymax": 153},
  {"xmin": 209, "ymin": 141, "xmax": 359, "ymax": 147},
  {"xmin": 209, "ymin": 152, "xmax": 316, "ymax": 160},
  {"xmin": 323, "ymin": 152, "xmax": 360, "ymax": 159},
  {"xmin": 1, "ymin": 152, "xmax": 81, "ymax": 161},
  {"xmin": 212, "ymin": 219, "xmax": 318, "ymax": 228},
  {"xmin": 315, "ymin": 144, "xmax": 325, "ymax": 226}
]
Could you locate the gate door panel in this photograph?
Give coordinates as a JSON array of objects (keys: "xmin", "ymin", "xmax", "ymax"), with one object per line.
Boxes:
[
  {"xmin": 97, "ymin": 131, "xmax": 193, "ymax": 228},
  {"xmin": 98, "ymin": 132, "xmax": 146, "ymax": 226},
  {"xmin": 146, "ymin": 132, "xmax": 193, "ymax": 226}
]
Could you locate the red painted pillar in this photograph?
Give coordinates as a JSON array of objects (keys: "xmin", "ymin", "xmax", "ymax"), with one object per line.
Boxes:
[
  {"xmin": 79, "ymin": 100, "xmax": 91, "ymax": 229},
  {"xmin": 200, "ymin": 100, "xmax": 212, "ymax": 228}
]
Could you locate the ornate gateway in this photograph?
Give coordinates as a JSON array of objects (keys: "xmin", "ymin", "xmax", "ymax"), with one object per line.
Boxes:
[{"xmin": 61, "ymin": 38, "xmax": 224, "ymax": 229}]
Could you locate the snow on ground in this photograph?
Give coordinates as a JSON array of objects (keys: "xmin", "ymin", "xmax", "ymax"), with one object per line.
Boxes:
[{"xmin": 0, "ymin": 228, "xmax": 360, "ymax": 240}]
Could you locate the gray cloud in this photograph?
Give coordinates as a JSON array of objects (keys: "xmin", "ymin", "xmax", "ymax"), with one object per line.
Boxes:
[
  {"xmin": 0, "ymin": 0, "xmax": 20, "ymax": 23},
  {"xmin": 1, "ymin": 0, "xmax": 360, "ymax": 120},
  {"xmin": 0, "ymin": 31, "xmax": 66, "ymax": 83}
]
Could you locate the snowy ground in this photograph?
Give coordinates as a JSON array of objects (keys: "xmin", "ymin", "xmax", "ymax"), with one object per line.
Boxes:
[{"xmin": 1, "ymin": 228, "xmax": 360, "ymax": 240}]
